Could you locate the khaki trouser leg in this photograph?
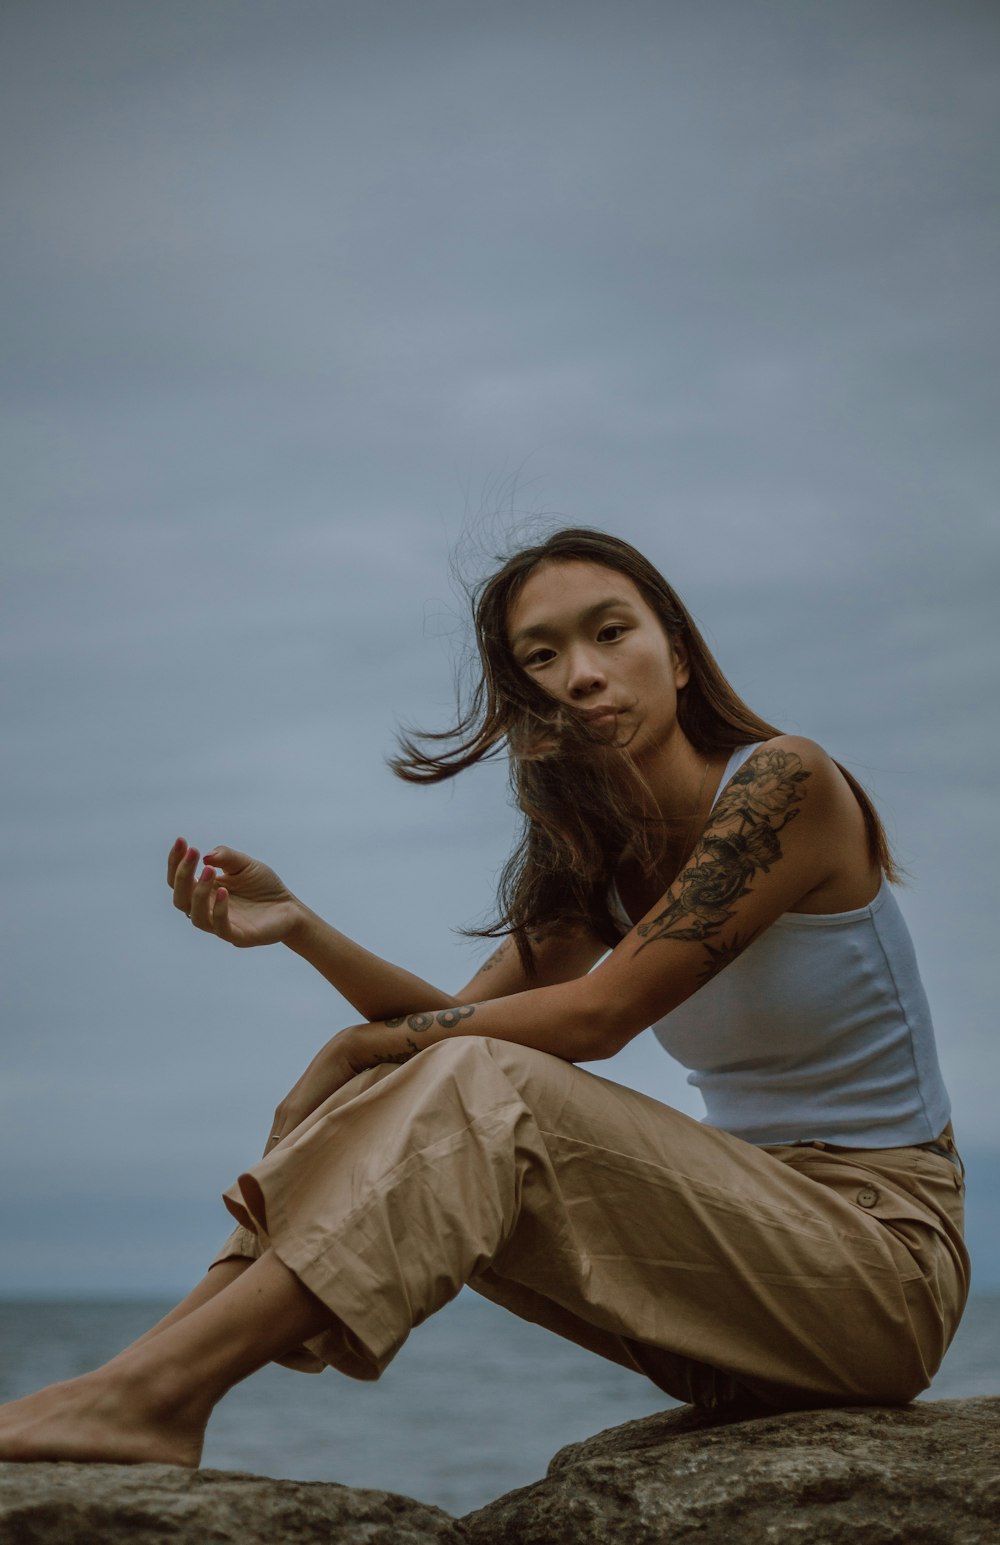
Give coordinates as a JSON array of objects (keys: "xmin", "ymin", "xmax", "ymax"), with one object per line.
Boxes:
[{"xmin": 212, "ymin": 1037, "xmax": 968, "ymax": 1405}]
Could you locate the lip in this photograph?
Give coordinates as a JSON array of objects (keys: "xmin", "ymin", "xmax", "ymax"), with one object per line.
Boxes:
[{"xmin": 580, "ymin": 707, "xmax": 618, "ymax": 722}]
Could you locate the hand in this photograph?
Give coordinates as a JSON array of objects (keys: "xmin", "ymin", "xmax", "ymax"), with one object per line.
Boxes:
[
  {"xmin": 264, "ymin": 1026, "xmax": 365, "ymax": 1153},
  {"xmin": 168, "ymin": 838, "xmax": 302, "ymax": 947}
]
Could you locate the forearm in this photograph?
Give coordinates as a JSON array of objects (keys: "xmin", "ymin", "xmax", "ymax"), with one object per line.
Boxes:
[
  {"xmin": 270, "ymin": 961, "xmax": 620, "ymax": 1143},
  {"xmin": 347, "ymin": 974, "xmax": 615, "ymax": 1071},
  {"xmin": 283, "ymin": 905, "xmax": 459, "ymax": 1021}
]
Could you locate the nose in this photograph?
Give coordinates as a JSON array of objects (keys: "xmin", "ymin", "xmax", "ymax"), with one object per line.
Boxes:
[{"xmin": 565, "ymin": 646, "xmax": 607, "ymax": 700}]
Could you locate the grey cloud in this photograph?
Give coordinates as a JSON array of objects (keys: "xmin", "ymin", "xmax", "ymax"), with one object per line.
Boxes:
[{"xmin": 1, "ymin": 0, "xmax": 997, "ymax": 1290}]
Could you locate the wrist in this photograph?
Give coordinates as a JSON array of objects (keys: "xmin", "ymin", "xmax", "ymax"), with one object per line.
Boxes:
[
  {"xmin": 283, "ymin": 900, "xmax": 321, "ymax": 954},
  {"xmin": 344, "ymin": 1019, "xmax": 421, "ymax": 1074},
  {"xmin": 335, "ymin": 1022, "xmax": 375, "ymax": 1079}
]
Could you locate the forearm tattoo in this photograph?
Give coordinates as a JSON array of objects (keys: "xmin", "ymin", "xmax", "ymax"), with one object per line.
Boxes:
[
  {"xmin": 357, "ymin": 1036, "xmax": 423, "ymax": 1069},
  {"xmin": 354, "ymin": 1004, "xmax": 480, "ymax": 1072},
  {"xmin": 384, "ymin": 1005, "xmax": 477, "ymax": 1032},
  {"xmin": 634, "ymin": 748, "xmax": 810, "ymax": 972}
]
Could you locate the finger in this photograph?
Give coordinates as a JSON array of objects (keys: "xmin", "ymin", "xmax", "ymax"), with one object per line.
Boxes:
[
  {"xmin": 202, "ymin": 845, "xmax": 248, "ymax": 876},
  {"xmin": 167, "ymin": 835, "xmax": 188, "ymax": 888},
  {"xmin": 189, "ymin": 865, "xmax": 217, "ymax": 929},
  {"xmin": 172, "ymin": 845, "xmax": 200, "ymax": 914},
  {"xmin": 212, "ymin": 885, "xmax": 233, "ymax": 941}
]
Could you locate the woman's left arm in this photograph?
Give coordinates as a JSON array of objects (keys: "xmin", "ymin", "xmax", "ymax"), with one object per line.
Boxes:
[{"xmin": 271, "ymin": 740, "xmax": 856, "ymax": 1134}]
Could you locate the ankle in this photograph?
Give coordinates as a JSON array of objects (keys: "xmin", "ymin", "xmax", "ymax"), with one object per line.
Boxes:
[{"xmin": 101, "ymin": 1352, "xmax": 215, "ymax": 1433}]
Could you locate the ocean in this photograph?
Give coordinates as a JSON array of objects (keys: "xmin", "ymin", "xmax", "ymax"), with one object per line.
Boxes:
[{"xmin": 1, "ymin": 1292, "xmax": 997, "ymax": 1516}]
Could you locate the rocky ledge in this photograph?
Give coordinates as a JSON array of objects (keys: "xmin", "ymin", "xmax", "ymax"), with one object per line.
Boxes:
[
  {"xmin": 463, "ymin": 1395, "xmax": 1000, "ymax": 1545},
  {"xmin": 1, "ymin": 1396, "xmax": 996, "ymax": 1545}
]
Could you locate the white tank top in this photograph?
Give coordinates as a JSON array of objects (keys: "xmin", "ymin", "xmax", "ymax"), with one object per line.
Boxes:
[{"xmin": 609, "ymin": 743, "xmax": 952, "ymax": 1147}]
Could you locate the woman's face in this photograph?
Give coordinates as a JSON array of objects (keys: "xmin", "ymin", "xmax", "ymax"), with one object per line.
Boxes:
[{"xmin": 505, "ymin": 559, "xmax": 689, "ymax": 757}]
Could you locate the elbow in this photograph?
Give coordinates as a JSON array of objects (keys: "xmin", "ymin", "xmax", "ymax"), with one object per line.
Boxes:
[
  {"xmin": 577, "ymin": 983, "xmax": 645, "ymax": 1061},
  {"xmin": 589, "ymin": 1021, "xmax": 640, "ymax": 1060},
  {"xmin": 578, "ymin": 976, "xmax": 658, "ymax": 1062}
]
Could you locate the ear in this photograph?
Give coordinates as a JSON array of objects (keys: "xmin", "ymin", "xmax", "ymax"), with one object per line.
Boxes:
[{"xmin": 670, "ymin": 636, "xmax": 691, "ymax": 690}]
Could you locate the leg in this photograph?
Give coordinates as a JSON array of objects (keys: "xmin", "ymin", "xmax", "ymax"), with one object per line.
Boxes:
[
  {"xmin": 128, "ymin": 1258, "xmax": 253, "ymax": 1350},
  {"xmin": 0, "ymin": 1250, "xmax": 329, "ymax": 1466},
  {"xmin": 466, "ymin": 1042, "xmax": 965, "ymax": 1407},
  {"xmin": 217, "ymin": 1036, "xmax": 965, "ymax": 1405}
]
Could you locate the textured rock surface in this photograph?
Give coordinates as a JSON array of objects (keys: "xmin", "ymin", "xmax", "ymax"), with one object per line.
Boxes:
[
  {"xmin": 1, "ymin": 1398, "xmax": 997, "ymax": 1544},
  {"xmin": 0, "ymin": 1462, "xmax": 464, "ymax": 1545},
  {"xmin": 461, "ymin": 1396, "xmax": 1000, "ymax": 1545}
]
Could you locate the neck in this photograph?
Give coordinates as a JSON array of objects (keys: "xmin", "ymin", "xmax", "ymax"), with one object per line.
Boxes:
[
  {"xmin": 637, "ymin": 732, "xmax": 718, "ymax": 823},
  {"xmin": 622, "ymin": 734, "xmax": 726, "ymax": 878}
]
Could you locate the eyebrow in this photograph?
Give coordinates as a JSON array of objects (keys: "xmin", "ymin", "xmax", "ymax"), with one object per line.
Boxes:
[{"xmin": 509, "ymin": 597, "xmax": 637, "ymax": 651}]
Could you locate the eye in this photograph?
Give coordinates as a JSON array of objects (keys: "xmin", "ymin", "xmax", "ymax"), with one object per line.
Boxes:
[
  {"xmin": 522, "ymin": 647, "xmax": 556, "ymax": 668},
  {"xmin": 598, "ymin": 623, "xmax": 627, "ymax": 642}
]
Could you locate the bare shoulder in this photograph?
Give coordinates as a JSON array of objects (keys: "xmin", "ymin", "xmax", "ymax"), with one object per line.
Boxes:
[
  {"xmin": 725, "ymin": 737, "xmax": 879, "ymax": 906},
  {"xmin": 713, "ymin": 736, "xmax": 840, "ymax": 821},
  {"xmin": 711, "ymin": 735, "xmax": 863, "ymax": 856},
  {"xmin": 746, "ymin": 736, "xmax": 864, "ymax": 804},
  {"xmin": 743, "ymin": 734, "xmax": 838, "ymax": 774}
]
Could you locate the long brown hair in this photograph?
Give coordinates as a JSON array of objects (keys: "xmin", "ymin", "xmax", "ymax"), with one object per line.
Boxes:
[{"xmin": 392, "ymin": 527, "xmax": 897, "ymax": 967}]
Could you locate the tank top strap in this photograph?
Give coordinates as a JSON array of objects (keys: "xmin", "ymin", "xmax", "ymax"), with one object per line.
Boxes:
[
  {"xmin": 608, "ymin": 742, "xmax": 766, "ymax": 934},
  {"xmin": 709, "ymin": 741, "xmax": 764, "ymax": 812}
]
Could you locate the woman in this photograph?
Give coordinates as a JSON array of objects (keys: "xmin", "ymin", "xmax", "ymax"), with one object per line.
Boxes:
[{"xmin": 0, "ymin": 527, "xmax": 968, "ymax": 1467}]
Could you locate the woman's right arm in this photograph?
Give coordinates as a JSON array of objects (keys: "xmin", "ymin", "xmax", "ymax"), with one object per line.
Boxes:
[
  {"xmin": 283, "ymin": 904, "xmax": 461, "ymax": 1019},
  {"xmin": 169, "ymin": 838, "xmax": 458, "ymax": 1020},
  {"xmin": 287, "ymin": 912, "xmax": 607, "ymax": 1022},
  {"xmin": 168, "ymin": 838, "xmax": 605, "ymax": 1022}
]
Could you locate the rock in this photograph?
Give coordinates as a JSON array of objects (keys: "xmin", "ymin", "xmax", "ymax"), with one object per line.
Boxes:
[
  {"xmin": 2, "ymin": 1399, "xmax": 997, "ymax": 1544},
  {"xmin": 0, "ymin": 1462, "xmax": 464, "ymax": 1545},
  {"xmin": 460, "ymin": 1396, "xmax": 1000, "ymax": 1545}
]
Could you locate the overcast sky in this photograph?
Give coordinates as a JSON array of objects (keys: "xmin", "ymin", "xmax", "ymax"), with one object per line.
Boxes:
[{"xmin": 2, "ymin": 0, "xmax": 998, "ymax": 1295}]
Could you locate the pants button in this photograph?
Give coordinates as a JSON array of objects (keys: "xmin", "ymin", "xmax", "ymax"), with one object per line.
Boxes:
[{"xmin": 856, "ymin": 1186, "xmax": 879, "ymax": 1208}]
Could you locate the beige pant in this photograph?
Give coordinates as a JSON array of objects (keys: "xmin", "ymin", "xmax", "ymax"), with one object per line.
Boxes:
[{"xmin": 212, "ymin": 1036, "xmax": 969, "ymax": 1409}]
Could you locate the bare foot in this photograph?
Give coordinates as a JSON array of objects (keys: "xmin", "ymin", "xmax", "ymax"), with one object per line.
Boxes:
[{"xmin": 0, "ymin": 1370, "xmax": 206, "ymax": 1467}]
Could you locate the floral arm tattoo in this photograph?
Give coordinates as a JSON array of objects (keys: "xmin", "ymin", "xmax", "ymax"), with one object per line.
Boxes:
[
  {"xmin": 634, "ymin": 748, "xmax": 811, "ymax": 982},
  {"xmin": 352, "ymin": 1004, "xmax": 480, "ymax": 1071}
]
